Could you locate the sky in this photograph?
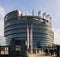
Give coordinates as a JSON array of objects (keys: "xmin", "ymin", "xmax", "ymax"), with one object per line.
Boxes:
[{"xmin": 0, "ymin": 0, "xmax": 60, "ymax": 45}]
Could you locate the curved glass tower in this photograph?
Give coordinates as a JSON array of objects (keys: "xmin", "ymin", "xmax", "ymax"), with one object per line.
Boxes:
[{"xmin": 4, "ymin": 10, "xmax": 54, "ymax": 49}]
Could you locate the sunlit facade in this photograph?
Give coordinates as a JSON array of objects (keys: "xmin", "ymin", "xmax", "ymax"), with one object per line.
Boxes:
[
  {"xmin": 0, "ymin": 36, "xmax": 9, "ymax": 55},
  {"xmin": 4, "ymin": 10, "xmax": 54, "ymax": 49}
]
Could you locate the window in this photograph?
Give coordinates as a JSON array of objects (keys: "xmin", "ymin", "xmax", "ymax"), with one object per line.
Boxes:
[
  {"xmin": 1, "ymin": 51, "xmax": 4, "ymax": 55},
  {"xmin": 5, "ymin": 47, "xmax": 8, "ymax": 51},
  {"xmin": 0, "ymin": 47, "xmax": 9, "ymax": 55},
  {"xmin": 46, "ymin": 20, "xmax": 48, "ymax": 23},
  {"xmin": 40, "ymin": 19, "xmax": 44, "ymax": 22},
  {"xmin": 16, "ymin": 45, "xmax": 21, "ymax": 52}
]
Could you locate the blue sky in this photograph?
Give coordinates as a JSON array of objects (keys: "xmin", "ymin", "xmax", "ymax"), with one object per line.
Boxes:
[{"xmin": 0, "ymin": 0, "xmax": 60, "ymax": 44}]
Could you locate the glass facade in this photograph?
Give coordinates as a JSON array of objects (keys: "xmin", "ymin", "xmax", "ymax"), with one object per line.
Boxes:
[
  {"xmin": 4, "ymin": 10, "xmax": 54, "ymax": 49},
  {"xmin": 0, "ymin": 36, "xmax": 9, "ymax": 46},
  {"xmin": 0, "ymin": 37, "xmax": 9, "ymax": 55}
]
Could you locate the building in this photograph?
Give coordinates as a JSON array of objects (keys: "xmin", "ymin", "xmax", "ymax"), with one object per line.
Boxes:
[
  {"xmin": 4, "ymin": 10, "xmax": 54, "ymax": 52},
  {"xmin": 0, "ymin": 36, "xmax": 9, "ymax": 57},
  {"xmin": 9, "ymin": 39, "xmax": 27, "ymax": 57},
  {"xmin": 0, "ymin": 36, "xmax": 27, "ymax": 57}
]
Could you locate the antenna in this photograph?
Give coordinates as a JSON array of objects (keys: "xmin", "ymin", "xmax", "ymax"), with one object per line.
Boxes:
[
  {"xmin": 50, "ymin": 17, "xmax": 52, "ymax": 19},
  {"xmin": 43, "ymin": 12, "xmax": 46, "ymax": 18},
  {"xmin": 46, "ymin": 14, "xmax": 50, "ymax": 19},
  {"xmin": 38, "ymin": 10, "xmax": 41, "ymax": 16},
  {"xmin": 32, "ymin": 9, "xmax": 34, "ymax": 16},
  {"xmin": 25, "ymin": 10, "xmax": 27, "ymax": 16}
]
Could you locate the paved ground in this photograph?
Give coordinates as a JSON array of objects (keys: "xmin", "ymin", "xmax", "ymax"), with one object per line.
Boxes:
[
  {"xmin": 28, "ymin": 53, "xmax": 56, "ymax": 57},
  {"xmin": 36, "ymin": 56, "xmax": 55, "ymax": 57},
  {"xmin": 28, "ymin": 50, "xmax": 57, "ymax": 57},
  {"xmin": 35, "ymin": 55, "xmax": 56, "ymax": 57}
]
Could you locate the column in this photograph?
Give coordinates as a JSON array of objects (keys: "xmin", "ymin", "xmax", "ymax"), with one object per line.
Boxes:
[
  {"xmin": 30, "ymin": 24, "xmax": 33, "ymax": 53},
  {"xmin": 27, "ymin": 24, "xmax": 29, "ymax": 49}
]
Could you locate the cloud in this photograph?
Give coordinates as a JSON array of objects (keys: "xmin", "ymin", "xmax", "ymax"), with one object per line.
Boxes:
[
  {"xmin": 0, "ymin": 6, "xmax": 5, "ymax": 36},
  {"xmin": 53, "ymin": 28, "xmax": 60, "ymax": 45},
  {"xmin": 0, "ymin": 6, "xmax": 5, "ymax": 17},
  {"xmin": 0, "ymin": 20, "xmax": 4, "ymax": 36}
]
